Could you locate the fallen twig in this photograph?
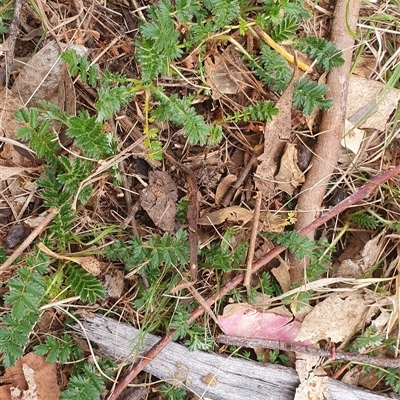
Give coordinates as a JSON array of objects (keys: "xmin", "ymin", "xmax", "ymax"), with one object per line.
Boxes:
[
  {"xmin": 107, "ymin": 165, "xmax": 400, "ymax": 400},
  {"xmin": 244, "ymin": 192, "xmax": 262, "ymax": 295},
  {"xmin": 217, "ymin": 334, "xmax": 400, "ymax": 369},
  {"xmin": 291, "ymin": 0, "xmax": 361, "ymax": 284},
  {"xmin": 2, "ymin": 0, "xmax": 22, "ymax": 86}
]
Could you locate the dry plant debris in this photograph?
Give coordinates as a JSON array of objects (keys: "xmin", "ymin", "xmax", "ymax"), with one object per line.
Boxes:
[{"xmin": 0, "ymin": 0, "xmax": 399, "ymax": 399}]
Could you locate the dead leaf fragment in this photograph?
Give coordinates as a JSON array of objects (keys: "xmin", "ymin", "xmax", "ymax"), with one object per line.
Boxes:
[
  {"xmin": 346, "ymin": 75, "xmax": 400, "ymax": 131},
  {"xmin": 336, "ymin": 232, "xmax": 385, "ymax": 278},
  {"xmin": 37, "ymin": 242, "xmax": 102, "ymax": 276},
  {"xmin": 201, "ymin": 373, "xmax": 218, "ymax": 386},
  {"xmin": 10, "ymin": 364, "xmax": 38, "ymax": 400},
  {"xmin": 0, "ymin": 87, "xmax": 37, "ymax": 168},
  {"xmin": 255, "ymin": 70, "xmax": 297, "ymax": 197},
  {"xmin": 341, "ymin": 119, "xmax": 365, "ymax": 154},
  {"xmin": 140, "ymin": 171, "xmax": 178, "ymax": 232},
  {"xmin": 11, "ymin": 41, "xmax": 75, "ymax": 115},
  {"xmin": 198, "ymin": 206, "xmax": 253, "ymax": 225},
  {"xmin": 295, "ymin": 292, "xmax": 370, "ymax": 344},
  {"xmin": 275, "ymin": 143, "xmax": 305, "ymax": 195},
  {"xmin": 205, "ymin": 47, "xmax": 245, "ymax": 100},
  {"xmin": 104, "ymin": 269, "xmax": 125, "ymax": 299},
  {"xmin": 215, "ymin": 174, "xmax": 237, "ymax": 204},
  {"xmin": 0, "ymin": 353, "xmax": 60, "ymax": 400}
]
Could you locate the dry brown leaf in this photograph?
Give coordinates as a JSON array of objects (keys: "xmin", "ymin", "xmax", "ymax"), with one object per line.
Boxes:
[
  {"xmin": 275, "ymin": 143, "xmax": 305, "ymax": 195},
  {"xmin": 336, "ymin": 231, "xmax": 385, "ymax": 278},
  {"xmin": 346, "ymin": 75, "xmax": 400, "ymax": 131},
  {"xmin": 295, "ymin": 375, "xmax": 330, "ymax": 400},
  {"xmin": 0, "ymin": 166, "xmax": 41, "ymax": 181},
  {"xmin": 11, "ymin": 41, "xmax": 75, "ymax": 115},
  {"xmin": 0, "ymin": 87, "xmax": 37, "ymax": 167},
  {"xmin": 258, "ymin": 211, "xmax": 286, "ymax": 232},
  {"xmin": 37, "ymin": 242, "xmax": 102, "ymax": 276},
  {"xmin": 255, "ymin": 69, "xmax": 297, "ymax": 197},
  {"xmin": 198, "ymin": 206, "xmax": 253, "ymax": 225},
  {"xmin": 295, "ymin": 292, "xmax": 370, "ymax": 345},
  {"xmin": 140, "ymin": 171, "xmax": 178, "ymax": 232},
  {"xmin": 352, "ymin": 56, "xmax": 376, "ymax": 78},
  {"xmin": 271, "ymin": 261, "xmax": 291, "ymax": 293},
  {"xmin": 205, "ymin": 47, "xmax": 245, "ymax": 100},
  {"xmin": 10, "ymin": 364, "xmax": 38, "ymax": 400},
  {"xmin": 215, "ymin": 174, "xmax": 237, "ymax": 204},
  {"xmin": 104, "ymin": 269, "xmax": 125, "ymax": 299},
  {"xmin": 0, "ymin": 353, "xmax": 60, "ymax": 400}
]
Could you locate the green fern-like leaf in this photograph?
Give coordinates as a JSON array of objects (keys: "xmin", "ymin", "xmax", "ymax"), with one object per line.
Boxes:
[
  {"xmin": 205, "ymin": 0, "xmax": 240, "ymax": 29},
  {"xmin": 293, "ymin": 79, "xmax": 332, "ymax": 115},
  {"xmin": 264, "ymin": 231, "xmax": 317, "ymax": 260},
  {"xmin": 95, "ymin": 85, "xmax": 135, "ymax": 123},
  {"xmin": 0, "ymin": 254, "xmax": 50, "ymax": 367},
  {"xmin": 34, "ymin": 334, "xmax": 83, "ymax": 364},
  {"xmin": 247, "ymin": 43, "xmax": 292, "ymax": 92},
  {"xmin": 260, "ymin": 0, "xmax": 309, "ymax": 27},
  {"xmin": 60, "ymin": 362, "xmax": 106, "ymax": 400},
  {"xmin": 229, "ymin": 100, "xmax": 279, "ymax": 122},
  {"xmin": 57, "ymin": 156, "xmax": 93, "ymax": 200},
  {"xmin": 137, "ymin": 0, "xmax": 183, "ymax": 81},
  {"xmin": 65, "ymin": 265, "xmax": 105, "ymax": 303},
  {"xmin": 153, "ymin": 92, "xmax": 222, "ymax": 146},
  {"xmin": 67, "ymin": 110, "xmax": 113, "ymax": 159},
  {"xmin": 175, "ymin": 0, "xmax": 204, "ymax": 23},
  {"xmin": 136, "ymin": 38, "xmax": 163, "ymax": 83},
  {"xmin": 349, "ymin": 211, "xmax": 379, "ymax": 229},
  {"xmin": 61, "ymin": 50, "xmax": 98, "ymax": 88},
  {"xmin": 271, "ymin": 15, "xmax": 298, "ymax": 42},
  {"xmin": 294, "ymin": 36, "xmax": 344, "ymax": 71}
]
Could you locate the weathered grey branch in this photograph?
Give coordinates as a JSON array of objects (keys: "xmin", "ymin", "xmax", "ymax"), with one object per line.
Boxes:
[{"xmin": 73, "ymin": 314, "xmax": 395, "ymax": 400}]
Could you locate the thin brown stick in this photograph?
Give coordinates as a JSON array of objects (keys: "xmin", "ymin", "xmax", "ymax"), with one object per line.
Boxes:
[
  {"xmin": 221, "ymin": 152, "xmax": 257, "ymax": 207},
  {"xmin": 244, "ymin": 192, "xmax": 262, "ymax": 295},
  {"xmin": 217, "ymin": 334, "xmax": 400, "ymax": 369},
  {"xmin": 3, "ymin": 0, "xmax": 22, "ymax": 86},
  {"xmin": 291, "ymin": 0, "xmax": 361, "ymax": 284},
  {"xmin": 0, "ymin": 208, "xmax": 59, "ymax": 274},
  {"xmin": 107, "ymin": 165, "xmax": 400, "ymax": 400}
]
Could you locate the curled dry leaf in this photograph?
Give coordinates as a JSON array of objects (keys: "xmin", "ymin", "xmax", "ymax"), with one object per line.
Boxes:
[
  {"xmin": 215, "ymin": 174, "xmax": 237, "ymax": 204},
  {"xmin": 198, "ymin": 206, "xmax": 253, "ymax": 226},
  {"xmin": 336, "ymin": 231, "xmax": 385, "ymax": 278},
  {"xmin": 275, "ymin": 143, "xmax": 305, "ymax": 195},
  {"xmin": 0, "ymin": 166, "xmax": 41, "ymax": 181},
  {"xmin": 255, "ymin": 70, "xmax": 297, "ymax": 197},
  {"xmin": 341, "ymin": 119, "xmax": 365, "ymax": 155},
  {"xmin": 37, "ymin": 243, "xmax": 102, "ymax": 276},
  {"xmin": 0, "ymin": 87, "xmax": 37, "ymax": 168}
]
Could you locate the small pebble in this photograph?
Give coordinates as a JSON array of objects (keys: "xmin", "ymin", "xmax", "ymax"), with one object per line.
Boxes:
[{"xmin": 3, "ymin": 224, "xmax": 31, "ymax": 248}]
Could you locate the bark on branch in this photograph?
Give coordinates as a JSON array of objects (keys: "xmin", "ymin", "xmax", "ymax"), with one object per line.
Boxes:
[{"xmin": 290, "ymin": 0, "xmax": 361, "ymax": 284}]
